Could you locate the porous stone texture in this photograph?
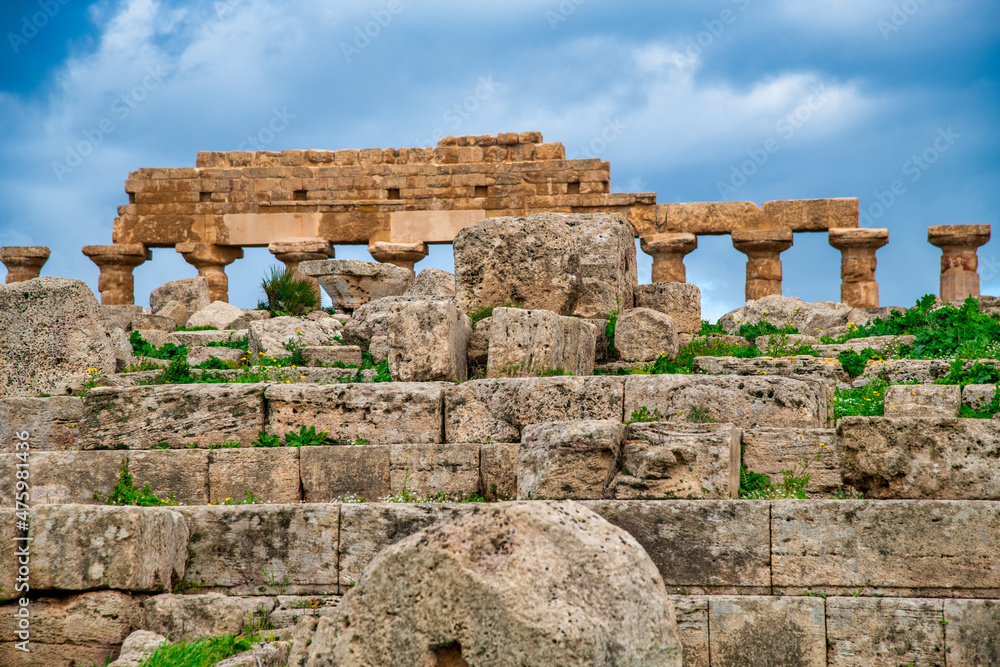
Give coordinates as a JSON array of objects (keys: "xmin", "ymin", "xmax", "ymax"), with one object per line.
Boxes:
[
  {"xmin": 300, "ymin": 259, "xmax": 413, "ymax": 311},
  {"xmin": 177, "ymin": 504, "xmax": 339, "ymax": 595},
  {"xmin": 248, "ymin": 315, "xmax": 342, "ymax": 359},
  {"xmin": 130, "ymin": 313, "xmax": 175, "ymax": 332},
  {"xmin": 300, "ymin": 445, "xmax": 391, "ymax": 502},
  {"xmin": 883, "ymin": 383, "xmax": 960, "ymax": 418},
  {"xmin": 168, "ymin": 329, "xmax": 247, "ymax": 347},
  {"xmin": 861, "ymin": 358, "xmax": 953, "ymax": 384},
  {"xmin": 839, "ymin": 417, "xmax": 1000, "ymax": 499},
  {"xmin": 133, "ymin": 328, "xmax": 171, "ymax": 349},
  {"xmin": 486, "ymin": 307, "xmax": 596, "ymax": 377},
  {"xmin": 709, "ymin": 596, "xmax": 826, "ymax": 667},
  {"xmin": 403, "ymin": 267, "xmax": 456, "ymax": 297},
  {"xmin": 742, "ymin": 428, "xmax": 842, "ymax": 493},
  {"xmin": 754, "ymin": 333, "xmax": 820, "ymax": 353},
  {"xmin": 454, "ymin": 212, "xmax": 638, "ymax": 318},
  {"xmin": 611, "ymin": 423, "xmax": 739, "ymax": 500},
  {"xmin": 962, "ymin": 383, "xmax": 998, "ymax": 412},
  {"xmin": 149, "ymin": 276, "xmax": 211, "ymax": 314},
  {"xmin": 186, "ymin": 345, "xmax": 244, "ymax": 366},
  {"xmin": 614, "ymin": 307, "xmax": 679, "ymax": 362},
  {"xmin": 636, "ymin": 282, "xmax": 701, "ymax": 335},
  {"xmin": 297, "ymin": 502, "xmax": 681, "ymax": 667},
  {"xmin": 670, "ymin": 596, "xmax": 709, "ymax": 667},
  {"xmin": 98, "ymin": 304, "xmax": 146, "ymax": 332},
  {"xmin": 692, "ymin": 355, "xmax": 850, "ymax": 384},
  {"xmin": 0, "ymin": 450, "xmax": 121, "ymax": 506},
  {"xmin": 30, "ymin": 505, "xmax": 188, "ymax": 592},
  {"xmin": 128, "ymin": 449, "xmax": 210, "ymax": 504},
  {"xmin": 517, "ymin": 420, "xmax": 624, "ymax": 499},
  {"xmin": 80, "ymin": 385, "xmax": 266, "ymax": 449},
  {"xmin": 584, "ymin": 500, "xmax": 772, "ymax": 593},
  {"xmin": 389, "ymin": 443, "xmax": 481, "ymax": 499},
  {"xmin": 623, "ymin": 375, "xmax": 825, "ymax": 429},
  {"xmin": 826, "ymin": 597, "xmax": 944, "ymax": 667},
  {"xmin": 214, "ymin": 641, "xmax": 290, "ymax": 667},
  {"xmin": 0, "ymin": 277, "xmax": 115, "ymax": 397},
  {"xmin": 208, "ymin": 447, "xmax": 301, "ymax": 504},
  {"xmin": 265, "ymin": 383, "xmax": 444, "ymax": 445},
  {"xmin": 185, "ymin": 300, "xmax": 252, "ymax": 330},
  {"xmin": 813, "ymin": 334, "xmax": 915, "ymax": 357},
  {"xmin": 384, "ymin": 297, "xmax": 471, "ymax": 382},
  {"xmin": 109, "ymin": 327, "xmax": 138, "ymax": 372},
  {"xmin": 0, "ymin": 396, "xmax": 82, "ymax": 452},
  {"xmin": 339, "ymin": 295, "xmax": 421, "ymax": 363},
  {"xmin": 445, "ymin": 376, "xmax": 626, "ymax": 443},
  {"xmin": 302, "ymin": 345, "xmax": 362, "ymax": 367},
  {"xmin": 719, "ymin": 294, "xmax": 903, "ymax": 338},
  {"xmin": 107, "ymin": 630, "xmax": 167, "ymax": 667},
  {"xmin": 0, "ymin": 591, "xmax": 143, "ymax": 667},
  {"xmin": 143, "ymin": 593, "xmax": 275, "ymax": 641},
  {"xmin": 480, "ymin": 442, "xmax": 518, "ymax": 500},
  {"xmin": 771, "ymin": 500, "xmax": 1000, "ymax": 595},
  {"xmin": 944, "ymin": 599, "xmax": 1000, "ymax": 667},
  {"xmin": 466, "ymin": 315, "xmax": 490, "ymax": 373},
  {"xmin": 155, "ymin": 299, "xmax": 190, "ymax": 329}
]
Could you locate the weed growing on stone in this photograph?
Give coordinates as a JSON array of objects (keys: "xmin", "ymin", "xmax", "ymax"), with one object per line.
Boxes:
[
  {"xmin": 130, "ymin": 331, "xmax": 188, "ymax": 361},
  {"xmin": 137, "ymin": 633, "xmax": 257, "ymax": 666},
  {"xmin": 349, "ymin": 435, "xmax": 369, "ymax": 446},
  {"xmin": 469, "ymin": 305, "xmax": 495, "ymax": 324},
  {"xmin": 605, "ymin": 309, "xmax": 619, "ymax": 359},
  {"xmin": 207, "ymin": 441, "xmax": 240, "ymax": 450},
  {"xmin": 626, "ymin": 406, "xmax": 662, "ymax": 424},
  {"xmin": 176, "ymin": 325, "xmax": 220, "ymax": 331},
  {"xmin": 837, "ymin": 349, "xmax": 881, "ymax": 378},
  {"xmin": 832, "ymin": 379, "xmax": 888, "ymax": 419},
  {"xmin": 284, "ymin": 425, "xmax": 329, "ymax": 447},
  {"xmin": 258, "ymin": 265, "xmax": 321, "ymax": 316},
  {"xmin": 259, "ymin": 565, "xmax": 289, "ymax": 594},
  {"xmin": 251, "ymin": 431, "xmax": 281, "ymax": 447},
  {"xmin": 935, "ymin": 359, "xmax": 1000, "ymax": 386},
  {"xmin": 674, "ymin": 338, "xmax": 760, "ymax": 371},
  {"xmin": 205, "ymin": 336, "xmax": 249, "ymax": 351},
  {"xmin": 534, "ymin": 366, "xmax": 573, "ymax": 377},
  {"xmin": 685, "ymin": 405, "xmax": 717, "ymax": 423},
  {"xmin": 740, "ymin": 456, "xmax": 813, "ymax": 499},
  {"xmin": 122, "ymin": 358, "xmax": 166, "ymax": 373},
  {"xmin": 93, "ymin": 457, "xmax": 176, "ymax": 507},
  {"xmin": 959, "ymin": 384, "xmax": 1000, "ymax": 419}
]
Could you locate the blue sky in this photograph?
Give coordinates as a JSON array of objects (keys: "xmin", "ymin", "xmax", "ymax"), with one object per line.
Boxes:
[{"xmin": 1, "ymin": 0, "xmax": 998, "ymax": 319}]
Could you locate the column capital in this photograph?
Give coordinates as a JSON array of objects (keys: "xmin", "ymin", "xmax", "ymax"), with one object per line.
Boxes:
[
  {"xmin": 828, "ymin": 227, "xmax": 888, "ymax": 251},
  {"xmin": 1, "ymin": 246, "xmax": 51, "ymax": 283},
  {"xmin": 927, "ymin": 224, "xmax": 990, "ymax": 250},
  {"xmin": 82, "ymin": 244, "xmax": 151, "ymax": 266},
  {"xmin": 731, "ymin": 229, "xmax": 793, "ymax": 254},
  {"xmin": 368, "ymin": 241, "xmax": 428, "ymax": 272},
  {"xmin": 640, "ymin": 233, "xmax": 697, "ymax": 283},
  {"xmin": 81, "ymin": 244, "xmax": 150, "ymax": 305}
]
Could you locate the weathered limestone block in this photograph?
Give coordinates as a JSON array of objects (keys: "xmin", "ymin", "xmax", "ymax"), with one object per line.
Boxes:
[
  {"xmin": 692, "ymin": 355, "xmax": 849, "ymax": 384},
  {"xmin": 186, "ymin": 345, "xmax": 244, "ymax": 366},
  {"xmin": 0, "ymin": 397, "xmax": 82, "ymax": 452},
  {"xmin": 98, "ymin": 304, "xmax": 146, "ymax": 332},
  {"xmin": 615, "ymin": 307, "xmax": 678, "ymax": 362},
  {"xmin": 624, "ymin": 375, "xmax": 824, "ymax": 429},
  {"xmin": 385, "ymin": 297, "xmax": 471, "ymax": 382},
  {"xmin": 300, "ymin": 445, "xmax": 390, "ymax": 502},
  {"xmin": 300, "ymin": 259, "xmax": 412, "ymax": 311},
  {"xmin": 403, "ymin": 267, "xmax": 456, "ymax": 297},
  {"xmin": 80, "ymin": 385, "xmax": 266, "ymax": 449},
  {"xmin": 742, "ymin": 428, "xmax": 841, "ymax": 493},
  {"xmin": 109, "ymin": 327, "xmax": 138, "ymax": 372},
  {"xmin": 0, "ymin": 277, "xmax": 115, "ymax": 397},
  {"xmin": 761, "ymin": 197, "xmax": 859, "ymax": 231},
  {"xmin": 719, "ymin": 294, "xmax": 902, "ymax": 338},
  {"xmin": 248, "ymin": 315, "xmax": 342, "ymax": 359},
  {"xmin": 454, "ymin": 212, "xmax": 637, "ymax": 318},
  {"xmin": 753, "ymin": 333, "xmax": 820, "ymax": 353},
  {"xmin": 0, "ymin": 451, "xmax": 120, "ymax": 506},
  {"xmin": 212, "ymin": 640, "xmax": 291, "ymax": 667},
  {"xmin": 128, "ymin": 449, "xmax": 210, "ymax": 504},
  {"xmin": 480, "ymin": 442, "xmax": 518, "ymax": 500},
  {"xmin": 168, "ymin": 329, "xmax": 247, "ymax": 347},
  {"xmin": 302, "ymin": 345, "xmax": 362, "ymax": 367},
  {"xmin": 143, "ymin": 593, "xmax": 275, "ymax": 641},
  {"xmin": 388, "ymin": 443, "xmax": 481, "ymax": 499},
  {"xmin": 709, "ymin": 596, "xmax": 826, "ymax": 667},
  {"xmin": 466, "ymin": 315, "xmax": 490, "ymax": 373},
  {"xmin": 265, "ymin": 383, "xmax": 444, "ymax": 445},
  {"xmin": 944, "ymin": 599, "xmax": 1000, "ymax": 667},
  {"xmin": 962, "ymin": 383, "xmax": 998, "ymax": 412},
  {"xmin": 154, "ymin": 299, "xmax": 190, "ymax": 329},
  {"xmin": 177, "ymin": 504, "xmax": 339, "ymax": 595},
  {"xmin": 186, "ymin": 300, "xmax": 252, "ymax": 330},
  {"xmin": 584, "ymin": 500, "xmax": 772, "ymax": 593},
  {"xmin": 208, "ymin": 447, "xmax": 301, "ymax": 504},
  {"xmin": 839, "ymin": 417, "xmax": 1000, "ymax": 499},
  {"xmin": 445, "ymin": 376, "xmax": 626, "ymax": 443},
  {"xmin": 107, "ymin": 630, "xmax": 167, "ymax": 667},
  {"xmin": 30, "ymin": 505, "xmax": 188, "ymax": 592},
  {"xmin": 339, "ymin": 295, "xmax": 415, "ymax": 362},
  {"xmin": 133, "ymin": 328, "xmax": 171, "ymax": 349},
  {"xmin": 302, "ymin": 502, "xmax": 681, "ymax": 667},
  {"xmin": 270, "ymin": 595, "xmax": 341, "ymax": 630},
  {"xmin": 883, "ymin": 384, "xmax": 960, "ymax": 418},
  {"xmin": 517, "ymin": 421, "xmax": 624, "ymax": 500},
  {"xmin": 612, "ymin": 423, "xmax": 739, "ymax": 499},
  {"xmin": 771, "ymin": 500, "xmax": 1000, "ymax": 595},
  {"xmin": 669, "ymin": 596, "xmax": 709, "ymax": 667},
  {"xmin": 486, "ymin": 307, "xmax": 596, "ymax": 377},
  {"xmin": 131, "ymin": 313, "xmax": 175, "ymax": 332},
  {"xmin": 0, "ymin": 591, "xmax": 143, "ymax": 667},
  {"xmin": 660, "ymin": 201, "xmax": 761, "ymax": 234},
  {"xmin": 826, "ymin": 597, "xmax": 944, "ymax": 667},
  {"xmin": 861, "ymin": 358, "xmax": 953, "ymax": 384}
]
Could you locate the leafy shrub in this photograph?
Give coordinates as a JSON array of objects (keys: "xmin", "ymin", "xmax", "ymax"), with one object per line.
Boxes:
[
  {"xmin": 626, "ymin": 406, "xmax": 662, "ymax": 424},
  {"xmin": 740, "ymin": 457, "xmax": 813, "ymax": 499},
  {"xmin": 130, "ymin": 331, "xmax": 188, "ymax": 361},
  {"xmin": 257, "ymin": 265, "xmax": 320, "ymax": 317},
  {"xmin": 206, "ymin": 336, "xmax": 249, "ymax": 351},
  {"xmin": 284, "ymin": 425, "xmax": 329, "ymax": 447},
  {"xmin": 832, "ymin": 379, "xmax": 888, "ymax": 420},
  {"xmin": 837, "ymin": 348, "xmax": 880, "ymax": 379},
  {"xmin": 935, "ymin": 359, "xmax": 1000, "ymax": 386},
  {"xmin": 674, "ymin": 338, "xmax": 760, "ymax": 371},
  {"xmin": 469, "ymin": 305, "xmax": 494, "ymax": 324},
  {"xmin": 685, "ymin": 405, "xmax": 717, "ymax": 423},
  {"xmin": 738, "ymin": 465, "xmax": 772, "ymax": 498},
  {"xmin": 193, "ymin": 357, "xmax": 232, "ymax": 371},
  {"xmin": 735, "ymin": 320, "xmax": 798, "ymax": 343}
]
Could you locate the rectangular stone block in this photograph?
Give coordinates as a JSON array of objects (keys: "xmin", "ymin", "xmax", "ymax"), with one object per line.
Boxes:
[
  {"xmin": 389, "ymin": 443, "xmax": 480, "ymax": 500},
  {"xmin": 862, "ymin": 358, "xmax": 952, "ymax": 384},
  {"xmin": 838, "ymin": 417, "xmax": 1000, "ymax": 499},
  {"xmin": 480, "ymin": 442, "xmax": 517, "ymax": 500},
  {"xmin": 0, "ymin": 397, "xmax": 82, "ymax": 453},
  {"xmin": 612, "ymin": 423, "xmax": 739, "ymax": 499},
  {"xmin": 669, "ymin": 596, "xmax": 708, "ymax": 667},
  {"xmin": 518, "ymin": 421, "xmax": 623, "ymax": 500},
  {"xmin": 761, "ymin": 197, "xmax": 859, "ymax": 231},
  {"xmin": 944, "ymin": 598, "xmax": 1000, "ymax": 667},
  {"xmin": 0, "ymin": 510, "xmax": 16, "ymax": 601},
  {"xmin": 884, "ymin": 383, "xmax": 960, "ymax": 418},
  {"xmin": 208, "ymin": 447, "xmax": 301, "ymax": 504},
  {"xmin": 0, "ymin": 451, "xmax": 120, "ymax": 507},
  {"xmin": 961, "ymin": 383, "xmax": 998, "ymax": 413},
  {"xmin": 813, "ymin": 334, "xmax": 914, "ymax": 358},
  {"xmin": 826, "ymin": 597, "xmax": 944, "ymax": 667},
  {"xmin": 30, "ymin": 505, "xmax": 188, "ymax": 592},
  {"xmin": 303, "ymin": 345, "xmax": 362, "ymax": 367},
  {"xmin": 265, "ymin": 383, "xmax": 445, "ymax": 445},
  {"xmin": 583, "ymin": 500, "xmax": 772, "ymax": 593},
  {"xmin": 709, "ymin": 596, "xmax": 826, "ymax": 667},
  {"xmin": 636, "ymin": 283, "xmax": 701, "ymax": 335},
  {"xmin": 142, "ymin": 592, "xmax": 273, "ymax": 641},
  {"xmin": 385, "ymin": 298, "xmax": 471, "ymax": 382},
  {"xmin": 486, "ymin": 307, "xmax": 596, "ymax": 377},
  {"xmin": 771, "ymin": 500, "xmax": 1000, "ymax": 595},
  {"xmin": 80, "ymin": 385, "xmax": 266, "ymax": 449},
  {"xmin": 742, "ymin": 428, "xmax": 842, "ymax": 493},
  {"xmin": 177, "ymin": 504, "xmax": 339, "ymax": 595},
  {"xmin": 692, "ymin": 355, "xmax": 849, "ymax": 384},
  {"xmin": 661, "ymin": 201, "xmax": 761, "ymax": 234},
  {"xmin": 0, "ymin": 590, "xmax": 141, "ymax": 649},
  {"xmin": 300, "ymin": 445, "xmax": 390, "ymax": 502},
  {"xmin": 623, "ymin": 375, "xmax": 824, "ymax": 429},
  {"xmin": 444, "ymin": 376, "xmax": 625, "ymax": 443},
  {"xmin": 129, "ymin": 449, "xmax": 210, "ymax": 504}
]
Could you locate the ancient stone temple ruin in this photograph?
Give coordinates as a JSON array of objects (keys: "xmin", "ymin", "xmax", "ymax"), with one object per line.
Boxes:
[{"xmin": 0, "ymin": 132, "xmax": 998, "ymax": 666}]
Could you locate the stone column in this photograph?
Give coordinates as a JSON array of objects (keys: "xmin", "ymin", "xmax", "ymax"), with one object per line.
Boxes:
[
  {"xmin": 828, "ymin": 228, "xmax": 889, "ymax": 308},
  {"xmin": 732, "ymin": 229, "xmax": 793, "ymax": 302},
  {"xmin": 1, "ymin": 246, "xmax": 50, "ymax": 283},
  {"xmin": 176, "ymin": 243, "xmax": 244, "ymax": 303},
  {"xmin": 928, "ymin": 224, "xmax": 991, "ymax": 303},
  {"xmin": 82, "ymin": 244, "xmax": 151, "ymax": 305},
  {"xmin": 267, "ymin": 238, "xmax": 335, "ymax": 293},
  {"xmin": 639, "ymin": 233, "xmax": 697, "ymax": 283},
  {"xmin": 368, "ymin": 241, "xmax": 429, "ymax": 273}
]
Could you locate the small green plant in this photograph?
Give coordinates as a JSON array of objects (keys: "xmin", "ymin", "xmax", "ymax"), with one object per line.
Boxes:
[
  {"xmin": 207, "ymin": 441, "xmax": 241, "ymax": 450},
  {"xmin": 740, "ymin": 456, "xmax": 813, "ymax": 499},
  {"xmin": 469, "ymin": 305, "xmax": 495, "ymax": 324},
  {"xmin": 605, "ymin": 309, "xmax": 619, "ymax": 359},
  {"xmin": 738, "ymin": 464, "xmax": 773, "ymax": 498},
  {"xmin": 349, "ymin": 435, "xmax": 369, "ymax": 446},
  {"xmin": 935, "ymin": 359, "xmax": 1000, "ymax": 386},
  {"xmin": 130, "ymin": 331, "xmax": 188, "ymax": 361},
  {"xmin": 218, "ymin": 490, "xmax": 262, "ymax": 505},
  {"xmin": 837, "ymin": 348, "xmax": 882, "ymax": 379},
  {"xmin": 685, "ymin": 405, "xmax": 717, "ymax": 423},
  {"xmin": 958, "ymin": 384, "xmax": 1000, "ymax": 418},
  {"xmin": 259, "ymin": 565, "xmax": 289, "ymax": 595},
  {"xmin": 626, "ymin": 406, "xmax": 663, "ymax": 424},
  {"xmin": 832, "ymin": 379, "xmax": 888, "ymax": 420},
  {"xmin": 736, "ymin": 320, "xmax": 798, "ymax": 343},
  {"xmin": 94, "ymin": 457, "xmax": 176, "ymax": 507},
  {"xmin": 136, "ymin": 634, "xmax": 256, "ymax": 667},
  {"xmin": 122, "ymin": 358, "xmax": 166, "ymax": 373},
  {"xmin": 257, "ymin": 265, "xmax": 321, "ymax": 316},
  {"xmin": 159, "ymin": 356, "xmax": 195, "ymax": 384},
  {"xmin": 284, "ymin": 425, "xmax": 328, "ymax": 447},
  {"xmin": 193, "ymin": 356, "xmax": 234, "ymax": 371},
  {"xmin": 251, "ymin": 430, "xmax": 281, "ymax": 448},
  {"xmin": 80, "ymin": 367, "xmax": 103, "ymax": 395},
  {"xmin": 205, "ymin": 336, "xmax": 249, "ymax": 351},
  {"xmin": 333, "ymin": 493, "xmax": 367, "ymax": 503}
]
